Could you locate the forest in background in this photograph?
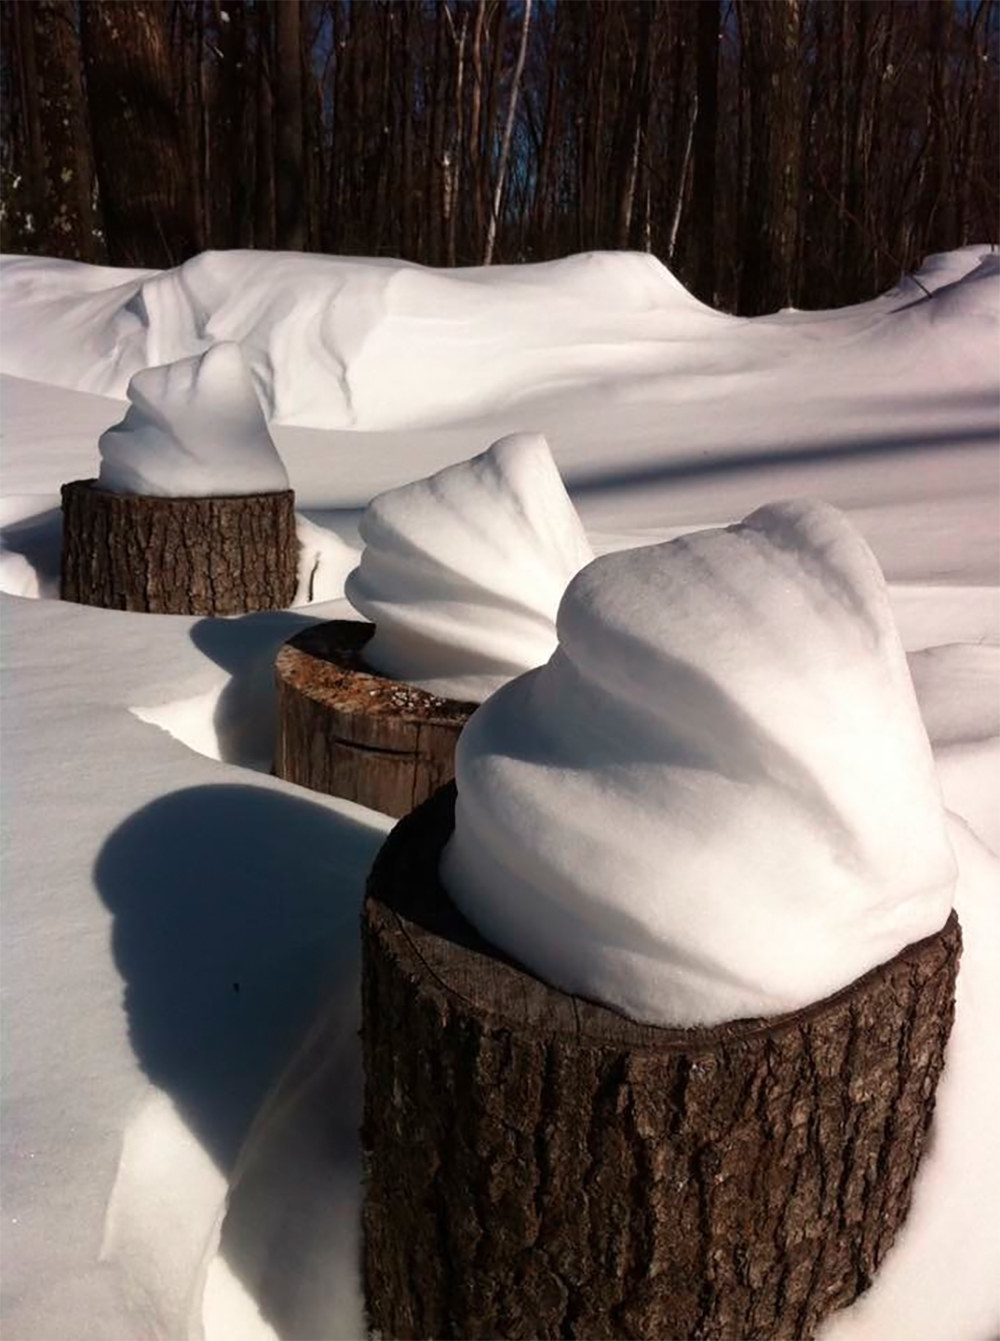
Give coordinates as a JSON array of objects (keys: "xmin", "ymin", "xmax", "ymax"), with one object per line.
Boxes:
[{"xmin": 1, "ymin": 0, "xmax": 997, "ymax": 315}]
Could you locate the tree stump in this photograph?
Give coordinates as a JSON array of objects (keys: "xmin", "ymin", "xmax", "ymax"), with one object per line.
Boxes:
[
  {"xmin": 60, "ymin": 478, "xmax": 298, "ymax": 615},
  {"xmin": 274, "ymin": 622, "xmax": 475, "ymax": 817},
  {"xmin": 362, "ymin": 784, "xmax": 962, "ymax": 1341}
]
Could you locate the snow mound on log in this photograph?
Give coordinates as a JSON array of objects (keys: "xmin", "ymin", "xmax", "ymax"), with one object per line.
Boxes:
[
  {"xmin": 442, "ymin": 499, "xmax": 957, "ymax": 1027},
  {"xmin": 345, "ymin": 432, "xmax": 594, "ymax": 701},
  {"xmin": 97, "ymin": 343, "xmax": 290, "ymax": 498}
]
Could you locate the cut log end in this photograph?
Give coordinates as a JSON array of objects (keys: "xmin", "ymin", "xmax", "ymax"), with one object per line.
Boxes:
[
  {"xmin": 362, "ymin": 783, "xmax": 961, "ymax": 1341},
  {"xmin": 274, "ymin": 621, "xmax": 475, "ymax": 816},
  {"xmin": 60, "ymin": 478, "xmax": 298, "ymax": 615}
]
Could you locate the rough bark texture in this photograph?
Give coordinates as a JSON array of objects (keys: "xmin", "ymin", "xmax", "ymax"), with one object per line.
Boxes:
[
  {"xmin": 60, "ymin": 479, "xmax": 297, "ymax": 615},
  {"xmin": 80, "ymin": 0, "xmax": 199, "ymax": 268},
  {"xmin": 31, "ymin": 0, "xmax": 99, "ymax": 262},
  {"xmin": 274, "ymin": 622, "xmax": 474, "ymax": 817},
  {"xmin": 362, "ymin": 784, "xmax": 961, "ymax": 1341}
]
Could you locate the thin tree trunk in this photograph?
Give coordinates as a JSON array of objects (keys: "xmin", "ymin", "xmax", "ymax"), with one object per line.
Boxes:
[
  {"xmin": 667, "ymin": 95, "xmax": 696, "ymax": 267},
  {"xmin": 467, "ymin": 0, "xmax": 487, "ymax": 246},
  {"xmin": 445, "ymin": 7, "xmax": 469, "ymax": 267},
  {"xmin": 535, "ymin": 0, "xmax": 561, "ymax": 247},
  {"xmin": 254, "ymin": 1, "xmax": 276, "ymax": 248},
  {"xmin": 693, "ymin": 0, "xmax": 721, "ymax": 301},
  {"xmin": 481, "ymin": 1, "xmax": 507, "ymax": 240},
  {"xmin": 484, "ymin": 0, "xmax": 533, "ymax": 264}
]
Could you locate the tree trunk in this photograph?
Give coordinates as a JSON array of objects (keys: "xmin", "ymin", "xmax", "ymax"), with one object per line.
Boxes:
[
  {"xmin": 30, "ymin": 0, "xmax": 99, "ymax": 262},
  {"xmin": 274, "ymin": 622, "xmax": 474, "ymax": 817},
  {"xmin": 60, "ymin": 480, "xmax": 298, "ymax": 616},
  {"xmin": 484, "ymin": 0, "xmax": 533, "ymax": 264},
  {"xmin": 80, "ymin": 0, "xmax": 198, "ymax": 268},
  {"xmin": 254, "ymin": 1, "xmax": 276, "ymax": 249},
  {"xmin": 693, "ymin": 0, "xmax": 720, "ymax": 302},
  {"xmin": 738, "ymin": 0, "xmax": 802, "ymax": 314},
  {"xmin": 274, "ymin": 0, "xmax": 305, "ymax": 249},
  {"xmin": 363, "ymin": 784, "xmax": 961, "ymax": 1341},
  {"xmin": 9, "ymin": 0, "xmax": 46, "ymax": 250}
]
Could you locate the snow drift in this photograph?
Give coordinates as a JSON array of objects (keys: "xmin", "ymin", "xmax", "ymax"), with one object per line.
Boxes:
[{"xmin": 2, "ymin": 246, "xmax": 996, "ymax": 433}]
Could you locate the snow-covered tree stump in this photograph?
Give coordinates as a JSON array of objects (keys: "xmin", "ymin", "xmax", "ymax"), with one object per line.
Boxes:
[
  {"xmin": 60, "ymin": 478, "xmax": 298, "ymax": 615},
  {"xmin": 274, "ymin": 622, "xmax": 474, "ymax": 817},
  {"xmin": 362, "ymin": 784, "xmax": 961, "ymax": 1341}
]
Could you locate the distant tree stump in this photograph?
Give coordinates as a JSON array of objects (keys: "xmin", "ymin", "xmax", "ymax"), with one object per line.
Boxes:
[
  {"xmin": 362, "ymin": 784, "xmax": 961, "ymax": 1341},
  {"xmin": 60, "ymin": 478, "xmax": 298, "ymax": 615},
  {"xmin": 274, "ymin": 622, "xmax": 475, "ymax": 817}
]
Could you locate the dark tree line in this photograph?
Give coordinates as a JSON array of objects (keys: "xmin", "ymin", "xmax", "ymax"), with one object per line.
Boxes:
[{"xmin": 2, "ymin": 0, "xmax": 997, "ymax": 313}]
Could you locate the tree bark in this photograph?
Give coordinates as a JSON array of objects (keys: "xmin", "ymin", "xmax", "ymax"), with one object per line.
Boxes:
[
  {"xmin": 254, "ymin": 0, "xmax": 276, "ymax": 249},
  {"xmin": 274, "ymin": 622, "xmax": 474, "ymax": 817},
  {"xmin": 484, "ymin": 0, "xmax": 533, "ymax": 264},
  {"xmin": 274, "ymin": 0, "xmax": 306, "ymax": 250},
  {"xmin": 363, "ymin": 784, "xmax": 961, "ymax": 1341},
  {"xmin": 30, "ymin": 0, "xmax": 98, "ymax": 262},
  {"xmin": 79, "ymin": 0, "xmax": 198, "ymax": 268},
  {"xmin": 693, "ymin": 0, "xmax": 721, "ymax": 302},
  {"xmin": 60, "ymin": 480, "xmax": 298, "ymax": 616},
  {"xmin": 738, "ymin": 0, "xmax": 803, "ymax": 314}
]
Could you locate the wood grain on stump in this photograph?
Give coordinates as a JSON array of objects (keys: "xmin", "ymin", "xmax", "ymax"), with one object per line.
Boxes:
[
  {"xmin": 274, "ymin": 621, "xmax": 475, "ymax": 817},
  {"xmin": 60, "ymin": 478, "xmax": 298, "ymax": 615},
  {"xmin": 362, "ymin": 784, "xmax": 961, "ymax": 1341}
]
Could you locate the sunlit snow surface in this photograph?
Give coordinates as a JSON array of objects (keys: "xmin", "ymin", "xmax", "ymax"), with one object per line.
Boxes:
[
  {"xmin": 97, "ymin": 342, "xmax": 290, "ymax": 498},
  {"xmin": 1, "ymin": 247, "xmax": 998, "ymax": 1340},
  {"xmin": 346, "ymin": 432, "xmax": 593, "ymax": 701},
  {"xmin": 443, "ymin": 501, "xmax": 957, "ymax": 1027}
]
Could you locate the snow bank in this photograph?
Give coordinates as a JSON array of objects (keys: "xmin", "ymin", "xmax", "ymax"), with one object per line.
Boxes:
[
  {"xmin": 0, "ymin": 249, "xmax": 715, "ymax": 429},
  {"xmin": 345, "ymin": 432, "xmax": 593, "ymax": 701},
  {"xmin": 442, "ymin": 499, "xmax": 956, "ymax": 1027},
  {"xmin": 9, "ymin": 245, "xmax": 992, "ymax": 438},
  {"xmin": 97, "ymin": 343, "xmax": 290, "ymax": 498}
]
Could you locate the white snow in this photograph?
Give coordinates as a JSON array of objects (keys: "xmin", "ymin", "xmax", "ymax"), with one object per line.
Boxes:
[
  {"xmin": 0, "ymin": 245, "xmax": 998, "ymax": 1340},
  {"xmin": 97, "ymin": 342, "xmax": 290, "ymax": 498},
  {"xmin": 345, "ymin": 432, "xmax": 594, "ymax": 701},
  {"xmin": 442, "ymin": 501, "xmax": 957, "ymax": 1027}
]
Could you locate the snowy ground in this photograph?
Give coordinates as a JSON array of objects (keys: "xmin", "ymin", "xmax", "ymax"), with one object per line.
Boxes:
[{"xmin": 1, "ymin": 247, "xmax": 998, "ymax": 1340}]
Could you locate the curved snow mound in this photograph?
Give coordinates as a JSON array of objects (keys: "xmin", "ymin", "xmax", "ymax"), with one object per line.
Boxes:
[
  {"xmin": 346, "ymin": 432, "xmax": 593, "ymax": 702},
  {"xmin": 0, "ymin": 249, "xmax": 718, "ymax": 430},
  {"xmin": 98, "ymin": 343, "xmax": 290, "ymax": 497},
  {"xmin": 442, "ymin": 499, "xmax": 957, "ymax": 1028}
]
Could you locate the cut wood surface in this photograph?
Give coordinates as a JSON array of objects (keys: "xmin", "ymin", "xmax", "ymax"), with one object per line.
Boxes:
[
  {"xmin": 60, "ymin": 478, "xmax": 297, "ymax": 615},
  {"xmin": 274, "ymin": 621, "xmax": 475, "ymax": 817},
  {"xmin": 362, "ymin": 783, "xmax": 961, "ymax": 1341}
]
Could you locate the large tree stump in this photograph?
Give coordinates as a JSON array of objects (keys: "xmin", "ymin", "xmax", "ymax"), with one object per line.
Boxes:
[
  {"xmin": 60, "ymin": 478, "xmax": 298, "ymax": 615},
  {"xmin": 274, "ymin": 621, "xmax": 475, "ymax": 817},
  {"xmin": 362, "ymin": 784, "xmax": 961, "ymax": 1341}
]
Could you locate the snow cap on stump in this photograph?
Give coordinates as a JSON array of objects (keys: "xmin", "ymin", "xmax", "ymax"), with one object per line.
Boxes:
[
  {"xmin": 441, "ymin": 498, "xmax": 957, "ymax": 1027},
  {"xmin": 97, "ymin": 342, "xmax": 290, "ymax": 498},
  {"xmin": 345, "ymin": 431, "xmax": 594, "ymax": 702}
]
